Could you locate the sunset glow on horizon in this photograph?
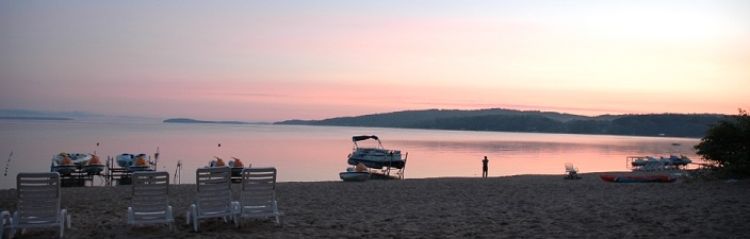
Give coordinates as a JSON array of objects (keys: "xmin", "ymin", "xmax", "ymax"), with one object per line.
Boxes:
[{"xmin": 1, "ymin": 1, "xmax": 748, "ymax": 121}]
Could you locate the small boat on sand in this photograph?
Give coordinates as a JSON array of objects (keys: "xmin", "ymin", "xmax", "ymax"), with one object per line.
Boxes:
[
  {"xmin": 340, "ymin": 164, "xmax": 370, "ymax": 182},
  {"xmin": 347, "ymin": 135, "xmax": 406, "ymax": 169},
  {"xmin": 600, "ymin": 174, "xmax": 676, "ymax": 183},
  {"xmin": 339, "ymin": 171, "xmax": 370, "ymax": 182}
]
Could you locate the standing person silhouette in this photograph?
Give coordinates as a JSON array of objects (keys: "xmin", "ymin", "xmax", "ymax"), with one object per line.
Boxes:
[{"xmin": 482, "ymin": 156, "xmax": 489, "ymax": 178}]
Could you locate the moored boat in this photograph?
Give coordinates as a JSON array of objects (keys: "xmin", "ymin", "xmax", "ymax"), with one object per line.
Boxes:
[
  {"xmin": 117, "ymin": 153, "xmax": 152, "ymax": 171},
  {"xmin": 228, "ymin": 157, "xmax": 246, "ymax": 177},
  {"xmin": 116, "ymin": 153, "xmax": 136, "ymax": 168},
  {"xmin": 667, "ymin": 155, "xmax": 692, "ymax": 166},
  {"xmin": 628, "ymin": 155, "xmax": 692, "ymax": 171},
  {"xmin": 347, "ymin": 135, "xmax": 406, "ymax": 169},
  {"xmin": 209, "ymin": 156, "xmax": 227, "ymax": 167},
  {"xmin": 600, "ymin": 174, "xmax": 676, "ymax": 183},
  {"xmin": 69, "ymin": 153, "xmax": 93, "ymax": 168},
  {"xmin": 51, "ymin": 153, "xmax": 77, "ymax": 175},
  {"xmin": 82, "ymin": 154, "xmax": 105, "ymax": 175},
  {"xmin": 128, "ymin": 154, "xmax": 152, "ymax": 171}
]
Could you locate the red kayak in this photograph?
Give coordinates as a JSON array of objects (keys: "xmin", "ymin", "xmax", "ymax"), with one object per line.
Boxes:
[{"xmin": 600, "ymin": 174, "xmax": 676, "ymax": 183}]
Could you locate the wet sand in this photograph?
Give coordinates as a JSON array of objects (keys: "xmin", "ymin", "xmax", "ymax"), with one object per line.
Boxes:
[{"xmin": 1, "ymin": 172, "xmax": 749, "ymax": 238}]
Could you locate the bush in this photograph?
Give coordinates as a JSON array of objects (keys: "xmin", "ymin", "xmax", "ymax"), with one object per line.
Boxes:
[{"xmin": 694, "ymin": 109, "xmax": 750, "ymax": 177}]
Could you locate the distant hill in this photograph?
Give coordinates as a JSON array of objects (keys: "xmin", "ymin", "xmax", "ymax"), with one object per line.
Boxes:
[
  {"xmin": 279, "ymin": 109, "xmax": 591, "ymax": 127},
  {"xmin": 0, "ymin": 116, "xmax": 72, "ymax": 121},
  {"xmin": 0, "ymin": 109, "xmax": 92, "ymax": 119},
  {"xmin": 276, "ymin": 108, "xmax": 725, "ymax": 138},
  {"xmin": 0, "ymin": 109, "xmax": 159, "ymax": 123},
  {"xmin": 163, "ymin": 118, "xmax": 251, "ymax": 125}
]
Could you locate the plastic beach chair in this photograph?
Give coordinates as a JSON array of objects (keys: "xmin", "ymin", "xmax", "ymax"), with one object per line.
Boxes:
[
  {"xmin": 564, "ymin": 163, "xmax": 581, "ymax": 180},
  {"xmin": 186, "ymin": 167, "xmax": 236, "ymax": 232},
  {"xmin": 127, "ymin": 171, "xmax": 174, "ymax": 231},
  {"xmin": 234, "ymin": 167, "xmax": 282, "ymax": 227},
  {"xmin": 8, "ymin": 172, "xmax": 71, "ymax": 239}
]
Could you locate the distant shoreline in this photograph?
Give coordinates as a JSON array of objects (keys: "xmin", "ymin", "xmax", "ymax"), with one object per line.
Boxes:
[
  {"xmin": 163, "ymin": 118, "xmax": 259, "ymax": 125},
  {"xmin": 0, "ymin": 116, "xmax": 73, "ymax": 121},
  {"xmin": 275, "ymin": 108, "xmax": 724, "ymax": 138}
]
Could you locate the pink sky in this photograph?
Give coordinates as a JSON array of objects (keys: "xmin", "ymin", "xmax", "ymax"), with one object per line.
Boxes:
[{"xmin": 1, "ymin": 1, "xmax": 748, "ymax": 121}]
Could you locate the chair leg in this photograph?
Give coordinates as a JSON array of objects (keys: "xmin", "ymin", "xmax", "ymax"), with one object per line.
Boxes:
[
  {"xmin": 60, "ymin": 209, "xmax": 67, "ymax": 238},
  {"xmin": 231, "ymin": 201, "xmax": 241, "ymax": 228},
  {"xmin": 8, "ymin": 217, "xmax": 14, "ymax": 239},
  {"xmin": 9, "ymin": 211, "xmax": 18, "ymax": 239},
  {"xmin": 167, "ymin": 205, "xmax": 175, "ymax": 232},
  {"xmin": 273, "ymin": 202, "xmax": 281, "ymax": 226},
  {"xmin": 0, "ymin": 211, "xmax": 6, "ymax": 239},
  {"xmin": 127, "ymin": 207, "xmax": 134, "ymax": 225},
  {"xmin": 185, "ymin": 211, "xmax": 190, "ymax": 225},
  {"xmin": 191, "ymin": 205, "xmax": 199, "ymax": 232}
]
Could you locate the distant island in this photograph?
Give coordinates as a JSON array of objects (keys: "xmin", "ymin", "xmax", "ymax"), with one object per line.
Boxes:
[
  {"xmin": 0, "ymin": 116, "xmax": 73, "ymax": 121},
  {"xmin": 163, "ymin": 118, "xmax": 250, "ymax": 125},
  {"xmin": 275, "ymin": 108, "xmax": 726, "ymax": 138}
]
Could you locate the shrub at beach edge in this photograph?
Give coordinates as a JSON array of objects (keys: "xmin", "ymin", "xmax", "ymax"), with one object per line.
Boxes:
[{"xmin": 695, "ymin": 109, "xmax": 750, "ymax": 177}]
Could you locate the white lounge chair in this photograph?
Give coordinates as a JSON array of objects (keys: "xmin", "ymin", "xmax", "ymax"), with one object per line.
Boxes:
[
  {"xmin": 234, "ymin": 167, "xmax": 281, "ymax": 227},
  {"xmin": 127, "ymin": 171, "xmax": 174, "ymax": 231},
  {"xmin": 565, "ymin": 163, "xmax": 581, "ymax": 180},
  {"xmin": 7, "ymin": 172, "xmax": 71, "ymax": 239},
  {"xmin": 186, "ymin": 167, "xmax": 236, "ymax": 232}
]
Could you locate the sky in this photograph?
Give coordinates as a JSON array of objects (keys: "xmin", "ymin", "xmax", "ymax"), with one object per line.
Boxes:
[{"xmin": 1, "ymin": 0, "xmax": 748, "ymax": 121}]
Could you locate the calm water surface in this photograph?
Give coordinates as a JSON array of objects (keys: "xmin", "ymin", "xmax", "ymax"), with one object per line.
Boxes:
[{"xmin": 0, "ymin": 120, "xmax": 701, "ymax": 189}]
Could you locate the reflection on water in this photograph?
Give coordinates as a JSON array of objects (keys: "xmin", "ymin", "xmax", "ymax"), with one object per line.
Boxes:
[{"xmin": 0, "ymin": 120, "xmax": 701, "ymax": 189}]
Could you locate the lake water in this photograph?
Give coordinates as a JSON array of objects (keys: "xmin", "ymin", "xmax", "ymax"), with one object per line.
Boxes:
[{"xmin": 0, "ymin": 120, "xmax": 701, "ymax": 189}]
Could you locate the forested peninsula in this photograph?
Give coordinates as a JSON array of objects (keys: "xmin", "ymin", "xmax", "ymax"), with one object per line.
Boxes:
[{"xmin": 276, "ymin": 108, "xmax": 724, "ymax": 138}]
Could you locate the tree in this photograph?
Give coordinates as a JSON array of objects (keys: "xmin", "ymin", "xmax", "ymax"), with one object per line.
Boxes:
[{"xmin": 694, "ymin": 109, "xmax": 750, "ymax": 176}]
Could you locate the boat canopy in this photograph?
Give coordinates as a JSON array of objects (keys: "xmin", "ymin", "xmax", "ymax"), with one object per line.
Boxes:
[{"xmin": 352, "ymin": 135, "xmax": 379, "ymax": 142}]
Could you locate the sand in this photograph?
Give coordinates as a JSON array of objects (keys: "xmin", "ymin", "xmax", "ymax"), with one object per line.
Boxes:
[{"xmin": 1, "ymin": 172, "xmax": 749, "ymax": 238}]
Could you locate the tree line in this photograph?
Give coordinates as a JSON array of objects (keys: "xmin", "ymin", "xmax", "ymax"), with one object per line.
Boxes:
[{"xmin": 276, "ymin": 108, "xmax": 725, "ymax": 138}]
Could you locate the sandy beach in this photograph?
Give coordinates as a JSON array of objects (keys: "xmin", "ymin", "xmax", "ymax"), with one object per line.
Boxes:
[{"xmin": 1, "ymin": 172, "xmax": 749, "ymax": 238}]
